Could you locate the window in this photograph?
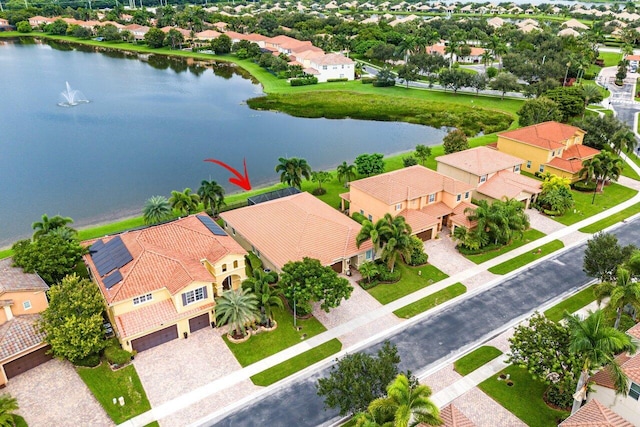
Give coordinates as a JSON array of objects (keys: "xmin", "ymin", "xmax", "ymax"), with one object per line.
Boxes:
[
  {"xmin": 182, "ymin": 286, "xmax": 208, "ymax": 306},
  {"xmin": 23, "ymin": 300, "xmax": 32, "ymax": 310},
  {"xmin": 231, "ymin": 228, "xmax": 236, "ymax": 236},
  {"xmin": 630, "ymin": 382, "xmax": 640, "ymax": 400},
  {"xmin": 479, "ymin": 175, "xmax": 487, "ymax": 183},
  {"xmin": 341, "ymin": 65, "xmax": 344, "ymax": 69},
  {"xmin": 133, "ymin": 293, "xmax": 152, "ymax": 305},
  {"xmin": 526, "ymin": 161, "xmax": 532, "ymax": 169},
  {"xmin": 456, "ymin": 194, "xmax": 461, "ymax": 202},
  {"xmin": 222, "ymin": 264, "xmax": 227, "ymax": 272},
  {"xmin": 233, "ymin": 260, "xmax": 238, "ymax": 269},
  {"xmin": 514, "ymin": 165, "xmax": 520, "ymax": 172},
  {"xmin": 323, "ymin": 65, "xmax": 327, "ymax": 70},
  {"xmin": 366, "ymin": 249, "xmax": 373, "ymax": 260},
  {"xmin": 360, "ymin": 209, "xmax": 364, "ymax": 215},
  {"xmin": 551, "ymin": 150, "xmax": 555, "ymax": 157},
  {"xmin": 428, "ymin": 193, "xmax": 435, "ymax": 203},
  {"xmin": 465, "ymin": 192, "xmax": 470, "ymax": 199},
  {"xmin": 368, "ymin": 214, "xmax": 372, "ymax": 221},
  {"xmin": 395, "ymin": 203, "xmax": 402, "ymax": 211},
  {"xmin": 539, "ymin": 165, "xmax": 545, "ymax": 173}
]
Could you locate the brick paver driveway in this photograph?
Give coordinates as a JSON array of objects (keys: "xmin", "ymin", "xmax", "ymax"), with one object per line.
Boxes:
[{"xmin": 5, "ymin": 359, "xmax": 112, "ymax": 427}]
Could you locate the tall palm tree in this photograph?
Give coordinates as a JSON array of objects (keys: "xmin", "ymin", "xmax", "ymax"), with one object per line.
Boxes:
[
  {"xmin": 0, "ymin": 393, "xmax": 19, "ymax": 427},
  {"xmin": 242, "ymin": 269, "xmax": 283, "ymax": 327},
  {"xmin": 498, "ymin": 198, "xmax": 530, "ymax": 244},
  {"xmin": 366, "ymin": 374, "xmax": 442, "ymax": 427},
  {"xmin": 380, "ymin": 214, "xmax": 413, "ymax": 273},
  {"xmin": 356, "ymin": 218, "xmax": 392, "ymax": 259},
  {"xmin": 168, "ymin": 188, "xmax": 200, "ymax": 215},
  {"xmin": 581, "ymin": 84, "xmax": 603, "ymax": 118},
  {"xmin": 197, "ymin": 179, "xmax": 225, "ymax": 216},
  {"xmin": 143, "ymin": 195, "xmax": 172, "ymax": 225},
  {"xmin": 580, "ymin": 152, "xmax": 623, "ymax": 195},
  {"xmin": 565, "ymin": 309, "xmax": 637, "ymax": 414},
  {"xmin": 611, "ymin": 128, "xmax": 637, "ymax": 155},
  {"xmin": 337, "ymin": 161, "xmax": 357, "ymax": 185},
  {"xmin": 215, "ymin": 288, "xmax": 260, "ymax": 338},
  {"xmin": 594, "ymin": 267, "xmax": 640, "ymax": 329},
  {"xmin": 32, "ymin": 214, "xmax": 75, "ymax": 240},
  {"xmin": 275, "ymin": 157, "xmax": 312, "ymax": 189}
]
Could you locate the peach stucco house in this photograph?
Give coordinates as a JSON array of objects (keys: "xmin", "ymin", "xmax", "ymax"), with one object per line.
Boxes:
[
  {"xmin": 0, "ymin": 258, "xmax": 51, "ymax": 386},
  {"xmin": 341, "ymin": 165, "xmax": 476, "ymax": 241},
  {"xmin": 436, "ymin": 147, "xmax": 542, "ymax": 208},
  {"xmin": 496, "ymin": 122, "xmax": 599, "ymax": 183},
  {"xmin": 84, "ymin": 215, "xmax": 247, "ymax": 353},
  {"xmin": 221, "ymin": 191, "xmax": 373, "ymax": 274}
]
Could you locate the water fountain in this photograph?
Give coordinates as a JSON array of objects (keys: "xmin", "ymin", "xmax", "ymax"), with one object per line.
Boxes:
[{"xmin": 58, "ymin": 81, "xmax": 89, "ymax": 107}]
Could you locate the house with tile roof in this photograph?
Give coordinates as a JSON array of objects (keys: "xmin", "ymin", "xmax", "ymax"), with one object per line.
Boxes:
[
  {"xmin": 418, "ymin": 404, "xmax": 476, "ymax": 426},
  {"xmin": 220, "ymin": 192, "xmax": 374, "ymax": 274},
  {"xmin": 83, "ymin": 215, "xmax": 247, "ymax": 353},
  {"xmin": 559, "ymin": 398, "xmax": 633, "ymax": 427},
  {"xmin": 436, "ymin": 147, "xmax": 542, "ymax": 208},
  {"xmin": 340, "ymin": 165, "xmax": 476, "ymax": 241},
  {"xmin": 0, "ymin": 258, "xmax": 50, "ymax": 386},
  {"xmin": 496, "ymin": 122, "xmax": 599, "ymax": 183}
]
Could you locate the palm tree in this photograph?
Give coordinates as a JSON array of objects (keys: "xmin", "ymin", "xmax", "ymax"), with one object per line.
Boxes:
[
  {"xmin": 0, "ymin": 393, "xmax": 18, "ymax": 427},
  {"xmin": 380, "ymin": 215, "xmax": 413, "ymax": 273},
  {"xmin": 359, "ymin": 261, "xmax": 379, "ymax": 284},
  {"xmin": 32, "ymin": 214, "xmax": 75, "ymax": 240},
  {"xmin": 337, "ymin": 161, "xmax": 357, "ymax": 185},
  {"xmin": 275, "ymin": 157, "xmax": 312, "ymax": 189},
  {"xmin": 594, "ymin": 267, "xmax": 640, "ymax": 330},
  {"xmin": 565, "ymin": 309, "xmax": 637, "ymax": 414},
  {"xmin": 580, "ymin": 152, "xmax": 623, "ymax": 198},
  {"xmin": 168, "ymin": 188, "xmax": 200, "ymax": 215},
  {"xmin": 581, "ymin": 85, "xmax": 603, "ymax": 118},
  {"xmin": 611, "ymin": 128, "xmax": 638, "ymax": 155},
  {"xmin": 356, "ymin": 218, "xmax": 392, "ymax": 259},
  {"xmin": 197, "ymin": 179, "xmax": 225, "ymax": 216},
  {"xmin": 464, "ymin": 200, "xmax": 502, "ymax": 245},
  {"xmin": 366, "ymin": 374, "xmax": 442, "ymax": 427},
  {"xmin": 242, "ymin": 269, "xmax": 283, "ymax": 327},
  {"xmin": 142, "ymin": 195, "xmax": 172, "ymax": 225},
  {"xmin": 498, "ymin": 198, "xmax": 530, "ymax": 244},
  {"xmin": 215, "ymin": 288, "xmax": 260, "ymax": 338}
]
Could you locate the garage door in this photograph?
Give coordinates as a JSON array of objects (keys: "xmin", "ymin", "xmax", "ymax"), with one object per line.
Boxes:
[
  {"xmin": 189, "ymin": 313, "xmax": 210, "ymax": 333},
  {"xmin": 416, "ymin": 229, "xmax": 433, "ymax": 241},
  {"xmin": 4, "ymin": 345, "xmax": 53, "ymax": 380},
  {"xmin": 330, "ymin": 261, "xmax": 342, "ymax": 273},
  {"xmin": 131, "ymin": 325, "xmax": 178, "ymax": 353}
]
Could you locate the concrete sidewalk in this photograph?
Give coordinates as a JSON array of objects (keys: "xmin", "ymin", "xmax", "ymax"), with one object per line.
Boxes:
[{"xmin": 120, "ymin": 170, "xmax": 640, "ymax": 426}]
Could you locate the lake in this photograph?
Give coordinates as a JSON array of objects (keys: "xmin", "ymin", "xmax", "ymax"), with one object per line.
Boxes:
[{"xmin": 0, "ymin": 39, "xmax": 445, "ymax": 247}]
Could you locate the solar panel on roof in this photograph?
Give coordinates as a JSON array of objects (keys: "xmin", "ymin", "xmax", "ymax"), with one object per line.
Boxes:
[
  {"xmin": 197, "ymin": 214, "xmax": 227, "ymax": 236},
  {"xmin": 103, "ymin": 270, "xmax": 123, "ymax": 289},
  {"xmin": 90, "ymin": 236, "xmax": 133, "ymax": 277},
  {"xmin": 247, "ymin": 187, "xmax": 301, "ymax": 205}
]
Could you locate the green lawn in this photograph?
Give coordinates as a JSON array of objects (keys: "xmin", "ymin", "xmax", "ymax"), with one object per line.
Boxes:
[
  {"xmin": 622, "ymin": 162, "xmax": 640, "ymax": 180},
  {"xmin": 479, "ymin": 365, "xmax": 569, "ymax": 427},
  {"xmin": 250, "ymin": 338, "xmax": 342, "ymax": 386},
  {"xmin": 598, "ymin": 51, "xmax": 622, "ymax": 67},
  {"xmin": 544, "ymin": 286, "xmax": 596, "ymax": 322},
  {"xmin": 76, "ymin": 362, "xmax": 152, "ymax": 424},
  {"xmin": 551, "ymin": 184, "xmax": 638, "ymax": 226},
  {"xmin": 367, "ymin": 262, "xmax": 448, "ymax": 305},
  {"xmin": 463, "ymin": 229, "xmax": 546, "ymax": 264},
  {"xmin": 454, "ymin": 346, "xmax": 503, "ymax": 376},
  {"xmin": 222, "ymin": 306, "xmax": 327, "ymax": 367},
  {"xmin": 478, "ymin": 365, "xmax": 569, "ymax": 427},
  {"xmin": 393, "ymin": 283, "xmax": 466, "ymax": 319},
  {"xmin": 488, "ymin": 240, "xmax": 564, "ymax": 275},
  {"xmin": 578, "ymin": 202, "xmax": 640, "ymax": 233}
]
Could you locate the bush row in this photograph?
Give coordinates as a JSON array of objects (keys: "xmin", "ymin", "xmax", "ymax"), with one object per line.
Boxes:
[{"xmin": 290, "ymin": 77, "xmax": 318, "ymax": 86}]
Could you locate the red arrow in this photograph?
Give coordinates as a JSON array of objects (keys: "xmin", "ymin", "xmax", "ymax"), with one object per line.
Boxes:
[{"xmin": 204, "ymin": 158, "xmax": 252, "ymax": 191}]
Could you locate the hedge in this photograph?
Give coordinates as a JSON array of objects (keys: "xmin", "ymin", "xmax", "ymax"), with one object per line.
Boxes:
[
  {"xmin": 373, "ymin": 80, "xmax": 396, "ymax": 87},
  {"xmin": 351, "ymin": 212, "xmax": 367, "ymax": 224},
  {"xmin": 573, "ymin": 181, "xmax": 597, "ymax": 192},
  {"xmin": 105, "ymin": 346, "xmax": 133, "ymax": 366},
  {"xmin": 361, "ymin": 77, "xmax": 376, "ymax": 84},
  {"xmin": 327, "ymin": 77, "xmax": 349, "ymax": 82},
  {"xmin": 290, "ymin": 77, "xmax": 318, "ymax": 86}
]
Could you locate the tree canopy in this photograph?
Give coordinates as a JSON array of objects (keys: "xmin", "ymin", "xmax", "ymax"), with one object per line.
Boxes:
[
  {"xmin": 12, "ymin": 234, "xmax": 86, "ymax": 285},
  {"xmin": 355, "ymin": 153, "xmax": 385, "ymax": 177},
  {"xmin": 583, "ymin": 232, "xmax": 636, "ymax": 283}
]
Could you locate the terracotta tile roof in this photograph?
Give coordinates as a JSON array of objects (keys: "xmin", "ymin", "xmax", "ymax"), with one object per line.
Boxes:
[
  {"xmin": 241, "ymin": 33, "xmax": 268, "ymax": 42},
  {"xmin": 115, "ymin": 299, "xmax": 215, "ymax": 338},
  {"xmin": 221, "ymin": 192, "xmax": 372, "ymax": 270},
  {"xmin": 196, "ymin": 29, "xmax": 221, "ymax": 39},
  {"xmin": 439, "ymin": 403, "xmax": 476, "ymax": 427},
  {"xmin": 303, "ymin": 67, "xmax": 320, "ymax": 75},
  {"xmin": 0, "ymin": 314, "xmax": 46, "ymax": 360},
  {"xmin": 84, "ymin": 215, "xmax": 246, "ymax": 305},
  {"xmin": 436, "ymin": 147, "xmax": 522, "ymax": 176},
  {"xmin": 426, "ymin": 44, "xmax": 446, "ymax": 55},
  {"xmin": 350, "ymin": 166, "xmax": 474, "ymax": 206},
  {"xmin": 294, "ymin": 49, "xmax": 326, "ymax": 61},
  {"xmin": 398, "ymin": 209, "xmax": 439, "ymax": 232},
  {"xmin": 0, "ymin": 258, "xmax": 49, "ymax": 294},
  {"xmin": 477, "ymin": 170, "xmax": 542, "ymax": 200},
  {"xmin": 626, "ymin": 322, "xmax": 640, "ymax": 340},
  {"xmin": 422, "ymin": 201, "xmax": 454, "ymax": 218},
  {"xmin": 559, "ymin": 399, "xmax": 634, "ymax": 427},
  {"xmin": 340, "ymin": 192, "xmax": 351, "ymax": 201},
  {"xmin": 591, "ymin": 353, "xmax": 634, "ymax": 389},
  {"xmin": 499, "ymin": 121, "xmax": 584, "ymax": 151},
  {"xmin": 311, "ymin": 53, "xmax": 354, "ymax": 66},
  {"xmin": 546, "ymin": 157, "xmax": 585, "ymax": 173},
  {"xmin": 450, "ymin": 202, "xmax": 478, "ymax": 229},
  {"xmin": 562, "ymin": 143, "xmax": 600, "ymax": 160}
]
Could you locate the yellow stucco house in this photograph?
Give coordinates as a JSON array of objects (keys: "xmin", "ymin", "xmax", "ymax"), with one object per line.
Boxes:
[
  {"xmin": 84, "ymin": 215, "xmax": 247, "ymax": 353},
  {"xmin": 436, "ymin": 147, "xmax": 542, "ymax": 208},
  {"xmin": 340, "ymin": 165, "xmax": 476, "ymax": 240},
  {"xmin": 0, "ymin": 258, "xmax": 51, "ymax": 386},
  {"xmin": 496, "ymin": 121, "xmax": 599, "ymax": 183}
]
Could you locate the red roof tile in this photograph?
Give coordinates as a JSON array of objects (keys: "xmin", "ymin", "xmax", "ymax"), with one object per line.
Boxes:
[
  {"xmin": 398, "ymin": 209, "xmax": 439, "ymax": 232},
  {"xmin": 437, "ymin": 147, "xmax": 523, "ymax": 176},
  {"xmin": 559, "ymin": 399, "xmax": 634, "ymax": 427},
  {"xmin": 499, "ymin": 121, "xmax": 584, "ymax": 151},
  {"xmin": 0, "ymin": 315, "xmax": 46, "ymax": 360},
  {"xmin": 477, "ymin": 170, "xmax": 542, "ymax": 200},
  {"xmin": 440, "ymin": 403, "xmax": 476, "ymax": 427},
  {"xmin": 0, "ymin": 258, "xmax": 49, "ymax": 294}
]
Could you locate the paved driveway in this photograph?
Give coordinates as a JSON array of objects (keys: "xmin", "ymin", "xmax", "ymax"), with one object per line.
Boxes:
[{"xmin": 5, "ymin": 359, "xmax": 112, "ymax": 427}]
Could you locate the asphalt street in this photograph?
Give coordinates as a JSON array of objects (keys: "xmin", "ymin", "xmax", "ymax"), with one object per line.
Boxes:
[{"xmin": 211, "ymin": 220, "xmax": 640, "ymax": 427}]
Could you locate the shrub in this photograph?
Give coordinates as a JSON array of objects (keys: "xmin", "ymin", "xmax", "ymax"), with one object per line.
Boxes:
[
  {"xmin": 573, "ymin": 181, "xmax": 597, "ymax": 192},
  {"xmin": 361, "ymin": 77, "xmax": 376, "ymax": 84},
  {"xmin": 17, "ymin": 21, "xmax": 31, "ymax": 33},
  {"xmin": 74, "ymin": 353, "xmax": 101, "ymax": 367},
  {"xmin": 351, "ymin": 212, "xmax": 367, "ymax": 224},
  {"xmin": 105, "ymin": 345, "xmax": 133, "ymax": 366},
  {"xmin": 486, "ymin": 67, "xmax": 498, "ymax": 79},
  {"xmin": 402, "ymin": 156, "xmax": 418, "ymax": 167},
  {"xmin": 290, "ymin": 77, "xmax": 318, "ymax": 86},
  {"xmin": 376, "ymin": 262, "xmax": 401, "ymax": 282},
  {"xmin": 408, "ymin": 236, "xmax": 428, "ymax": 266},
  {"xmin": 327, "ymin": 78, "xmax": 349, "ymax": 82},
  {"xmin": 373, "ymin": 79, "xmax": 395, "ymax": 87}
]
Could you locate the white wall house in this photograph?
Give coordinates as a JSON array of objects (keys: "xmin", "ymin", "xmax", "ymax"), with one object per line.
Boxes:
[{"xmin": 307, "ymin": 53, "xmax": 355, "ymax": 82}]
